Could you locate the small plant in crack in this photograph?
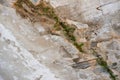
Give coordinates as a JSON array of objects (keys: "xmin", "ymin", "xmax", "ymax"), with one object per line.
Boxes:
[
  {"xmin": 97, "ymin": 57, "xmax": 116, "ymax": 80},
  {"xmin": 92, "ymin": 49, "xmax": 116, "ymax": 80},
  {"xmin": 14, "ymin": 0, "xmax": 85, "ymax": 53},
  {"xmin": 13, "ymin": 1, "xmax": 118, "ymax": 80},
  {"xmin": 59, "ymin": 22, "xmax": 76, "ymax": 42},
  {"xmin": 74, "ymin": 42, "xmax": 84, "ymax": 52}
]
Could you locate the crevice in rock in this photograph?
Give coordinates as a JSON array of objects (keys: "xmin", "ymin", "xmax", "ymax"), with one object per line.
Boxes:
[{"xmin": 13, "ymin": 0, "xmax": 117, "ymax": 80}]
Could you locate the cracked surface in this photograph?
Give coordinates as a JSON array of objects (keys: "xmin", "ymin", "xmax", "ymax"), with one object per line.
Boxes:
[{"xmin": 0, "ymin": 0, "xmax": 120, "ymax": 80}]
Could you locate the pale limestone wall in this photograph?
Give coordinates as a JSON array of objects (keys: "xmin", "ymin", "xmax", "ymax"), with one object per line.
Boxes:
[{"xmin": 0, "ymin": 0, "xmax": 120, "ymax": 80}]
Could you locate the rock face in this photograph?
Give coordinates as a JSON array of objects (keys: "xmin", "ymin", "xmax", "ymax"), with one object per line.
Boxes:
[
  {"xmin": 0, "ymin": 3, "xmax": 61, "ymax": 80},
  {"xmin": 0, "ymin": 0, "xmax": 120, "ymax": 80}
]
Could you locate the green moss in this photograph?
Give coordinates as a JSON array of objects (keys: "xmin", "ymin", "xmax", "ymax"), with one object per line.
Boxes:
[
  {"xmin": 53, "ymin": 16, "xmax": 59, "ymax": 22},
  {"xmin": 74, "ymin": 42, "xmax": 84, "ymax": 52},
  {"xmin": 59, "ymin": 22, "xmax": 85, "ymax": 52},
  {"xmin": 59, "ymin": 22, "xmax": 76, "ymax": 42},
  {"xmin": 54, "ymin": 22, "xmax": 61, "ymax": 30},
  {"xmin": 92, "ymin": 49, "xmax": 116, "ymax": 80},
  {"xmin": 97, "ymin": 58, "xmax": 116, "ymax": 80}
]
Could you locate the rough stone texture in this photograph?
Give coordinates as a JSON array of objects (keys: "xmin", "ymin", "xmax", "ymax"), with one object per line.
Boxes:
[
  {"xmin": 0, "ymin": 0, "xmax": 120, "ymax": 80},
  {"xmin": 52, "ymin": 0, "xmax": 120, "ymax": 72}
]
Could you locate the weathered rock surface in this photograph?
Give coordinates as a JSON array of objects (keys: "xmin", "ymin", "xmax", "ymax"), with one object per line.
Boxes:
[{"xmin": 0, "ymin": 0, "xmax": 120, "ymax": 80}]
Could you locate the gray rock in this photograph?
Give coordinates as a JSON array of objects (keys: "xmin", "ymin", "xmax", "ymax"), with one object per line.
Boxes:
[
  {"xmin": 72, "ymin": 61, "xmax": 90, "ymax": 69},
  {"xmin": 0, "ymin": 0, "xmax": 120, "ymax": 80}
]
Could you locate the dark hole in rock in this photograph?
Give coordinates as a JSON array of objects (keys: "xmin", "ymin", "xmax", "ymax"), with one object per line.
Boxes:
[
  {"xmin": 112, "ymin": 62, "xmax": 117, "ymax": 66},
  {"xmin": 111, "ymin": 62, "xmax": 118, "ymax": 69}
]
